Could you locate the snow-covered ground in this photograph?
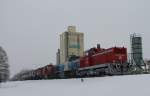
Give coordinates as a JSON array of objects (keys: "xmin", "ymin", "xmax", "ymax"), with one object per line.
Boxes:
[{"xmin": 0, "ymin": 74, "xmax": 150, "ymax": 96}]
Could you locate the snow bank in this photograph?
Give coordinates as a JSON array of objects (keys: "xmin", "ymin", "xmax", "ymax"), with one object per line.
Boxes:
[{"xmin": 0, "ymin": 74, "xmax": 150, "ymax": 96}]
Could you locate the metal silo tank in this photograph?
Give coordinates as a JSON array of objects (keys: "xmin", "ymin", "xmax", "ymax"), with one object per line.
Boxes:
[{"xmin": 130, "ymin": 33, "xmax": 143, "ymax": 66}]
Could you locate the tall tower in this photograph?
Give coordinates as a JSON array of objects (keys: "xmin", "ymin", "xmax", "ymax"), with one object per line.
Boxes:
[
  {"xmin": 130, "ymin": 33, "xmax": 144, "ymax": 68},
  {"xmin": 60, "ymin": 26, "xmax": 84, "ymax": 64}
]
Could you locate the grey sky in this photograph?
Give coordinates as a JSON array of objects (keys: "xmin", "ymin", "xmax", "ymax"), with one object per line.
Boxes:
[{"xmin": 0, "ymin": 0, "xmax": 150, "ymax": 77}]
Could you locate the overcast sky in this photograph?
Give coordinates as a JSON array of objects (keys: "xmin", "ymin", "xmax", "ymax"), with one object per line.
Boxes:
[{"xmin": 0, "ymin": 0, "xmax": 150, "ymax": 77}]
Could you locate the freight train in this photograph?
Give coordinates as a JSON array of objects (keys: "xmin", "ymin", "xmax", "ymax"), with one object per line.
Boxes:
[{"xmin": 12, "ymin": 44, "xmax": 129, "ymax": 81}]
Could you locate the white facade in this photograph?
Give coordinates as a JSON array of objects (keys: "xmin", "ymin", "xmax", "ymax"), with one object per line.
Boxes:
[{"xmin": 60, "ymin": 26, "xmax": 84, "ymax": 64}]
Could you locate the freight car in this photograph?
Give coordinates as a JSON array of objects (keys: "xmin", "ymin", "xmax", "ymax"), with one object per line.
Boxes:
[
  {"xmin": 11, "ymin": 64, "xmax": 57, "ymax": 81},
  {"xmin": 55, "ymin": 64, "xmax": 65, "ymax": 78},
  {"xmin": 33, "ymin": 64, "xmax": 56, "ymax": 79}
]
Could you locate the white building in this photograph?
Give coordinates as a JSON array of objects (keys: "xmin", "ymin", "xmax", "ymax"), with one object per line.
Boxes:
[{"xmin": 59, "ymin": 26, "xmax": 84, "ymax": 64}]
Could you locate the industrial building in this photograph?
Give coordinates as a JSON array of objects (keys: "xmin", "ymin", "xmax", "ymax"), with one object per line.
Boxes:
[
  {"xmin": 0, "ymin": 46, "xmax": 9, "ymax": 82},
  {"xmin": 130, "ymin": 33, "xmax": 145, "ymax": 69},
  {"xmin": 59, "ymin": 26, "xmax": 84, "ymax": 65}
]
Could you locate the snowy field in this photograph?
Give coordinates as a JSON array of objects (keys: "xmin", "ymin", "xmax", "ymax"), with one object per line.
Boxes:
[{"xmin": 0, "ymin": 74, "xmax": 150, "ymax": 96}]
